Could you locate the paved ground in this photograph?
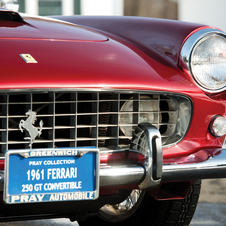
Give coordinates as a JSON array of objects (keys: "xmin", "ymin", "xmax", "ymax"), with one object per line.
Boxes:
[
  {"xmin": 191, "ymin": 202, "xmax": 226, "ymax": 226},
  {"xmin": 190, "ymin": 179, "xmax": 226, "ymax": 226},
  {"xmin": 199, "ymin": 179, "xmax": 226, "ymax": 203},
  {"xmin": 1, "ymin": 179, "xmax": 226, "ymax": 225}
]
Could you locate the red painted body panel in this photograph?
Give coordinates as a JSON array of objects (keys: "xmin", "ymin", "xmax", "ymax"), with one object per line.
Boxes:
[
  {"xmin": 0, "ymin": 18, "xmax": 108, "ymax": 41},
  {"xmin": 0, "ymin": 14, "xmax": 225, "ymax": 162},
  {"xmin": 54, "ymin": 16, "xmax": 206, "ymax": 68}
]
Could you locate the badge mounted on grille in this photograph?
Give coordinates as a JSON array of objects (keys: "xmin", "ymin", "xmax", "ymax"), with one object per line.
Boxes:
[{"xmin": 19, "ymin": 110, "xmax": 43, "ymax": 146}]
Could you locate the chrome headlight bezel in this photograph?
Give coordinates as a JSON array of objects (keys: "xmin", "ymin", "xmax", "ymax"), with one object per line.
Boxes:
[{"xmin": 180, "ymin": 28, "xmax": 226, "ymax": 93}]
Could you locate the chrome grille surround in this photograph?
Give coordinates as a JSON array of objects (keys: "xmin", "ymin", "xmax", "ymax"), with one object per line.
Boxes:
[{"xmin": 0, "ymin": 90, "xmax": 192, "ymax": 154}]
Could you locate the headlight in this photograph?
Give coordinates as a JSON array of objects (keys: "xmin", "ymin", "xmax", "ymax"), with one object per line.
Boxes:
[
  {"xmin": 120, "ymin": 96, "xmax": 159, "ymax": 137},
  {"xmin": 181, "ymin": 29, "xmax": 226, "ymax": 92},
  {"xmin": 119, "ymin": 94, "xmax": 191, "ymax": 147}
]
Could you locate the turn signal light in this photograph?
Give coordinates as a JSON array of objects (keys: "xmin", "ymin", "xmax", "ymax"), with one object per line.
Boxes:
[{"xmin": 210, "ymin": 116, "xmax": 226, "ymax": 137}]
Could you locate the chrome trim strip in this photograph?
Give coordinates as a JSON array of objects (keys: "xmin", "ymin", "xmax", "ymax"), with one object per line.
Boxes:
[
  {"xmin": 180, "ymin": 28, "xmax": 226, "ymax": 93},
  {"xmin": 181, "ymin": 28, "xmax": 223, "ymax": 70},
  {"xmin": 0, "ymin": 88, "xmax": 191, "ymax": 97},
  {"xmin": 99, "ymin": 165, "xmax": 145, "ymax": 186},
  {"xmin": 162, "ymin": 149, "xmax": 226, "ymax": 182}
]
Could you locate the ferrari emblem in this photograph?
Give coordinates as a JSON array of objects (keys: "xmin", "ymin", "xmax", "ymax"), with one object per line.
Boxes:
[
  {"xmin": 20, "ymin": 54, "xmax": 37, "ymax": 63},
  {"xmin": 19, "ymin": 110, "xmax": 43, "ymax": 146}
]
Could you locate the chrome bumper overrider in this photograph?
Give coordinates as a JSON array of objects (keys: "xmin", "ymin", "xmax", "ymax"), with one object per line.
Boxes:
[{"xmin": 1, "ymin": 124, "xmax": 226, "ymax": 192}]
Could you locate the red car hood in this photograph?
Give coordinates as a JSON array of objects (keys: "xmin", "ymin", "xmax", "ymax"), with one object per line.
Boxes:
[
  {"xmin": 0, "ymin": 14, "xmax": 203, "ymax": 94},
  {"xmin": 0, "ymin": 15, "xmax": 107, "ymax": 42}
]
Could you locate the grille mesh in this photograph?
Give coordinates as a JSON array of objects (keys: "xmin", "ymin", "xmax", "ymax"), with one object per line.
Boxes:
[{"xmin": 0, "ymin": 91, "xmax": 191, "ymax": 154}]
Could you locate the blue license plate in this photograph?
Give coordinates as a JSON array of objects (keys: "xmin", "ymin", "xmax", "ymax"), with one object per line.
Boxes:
[{"xmin": 4, "ymin": 148, "xmax": 99, "ymax": 204}]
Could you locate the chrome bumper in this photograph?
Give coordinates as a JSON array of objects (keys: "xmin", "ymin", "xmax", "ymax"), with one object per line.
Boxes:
[
  {"xmin": 162, "ymin": 150, "xmax": 226, "ymax": 182},
  {"xmin": 1, "ymin": 150, "xmax": 226, "ymax": 191},
  {"xmin": 100, "ymin": 123, "xmax": 226, "ymax": 188},
  {"xmin": 100, "ymin": 149, "xmax": 226, "ymax": 187},
  {"xmin": 1, "ymin": 124, "xmax": 226, "ymax": 191}
]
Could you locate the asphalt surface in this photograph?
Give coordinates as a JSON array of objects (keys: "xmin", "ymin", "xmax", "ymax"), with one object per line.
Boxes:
[
  {"xmin": 0, "ymin": 179, "xmax": 226, "ymax": 225},
  {"xmin": 190, "ymin": 179, "xmax": 226, "ymax": 226}
]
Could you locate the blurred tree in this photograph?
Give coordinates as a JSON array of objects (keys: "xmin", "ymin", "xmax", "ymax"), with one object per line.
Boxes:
[{"xmin": 124, "ymin": 0, "xmax": 177, "ymax": 20}]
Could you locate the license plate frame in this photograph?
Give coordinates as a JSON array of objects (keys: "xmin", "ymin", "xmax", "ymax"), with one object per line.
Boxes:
[{"xmin": 4, "ymin": 147, "xmax": 99, "ymax": 204}]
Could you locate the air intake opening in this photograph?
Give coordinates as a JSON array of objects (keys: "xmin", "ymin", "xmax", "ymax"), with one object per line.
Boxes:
[{"xmin": 0, "ymin": 10, "xmax": 23, "ymax": 22}]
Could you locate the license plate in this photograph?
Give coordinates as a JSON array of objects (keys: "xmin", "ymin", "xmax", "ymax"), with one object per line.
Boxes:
[{"xmin": 4, "ymin": 148, "xmax": 99, "ymax": 204}]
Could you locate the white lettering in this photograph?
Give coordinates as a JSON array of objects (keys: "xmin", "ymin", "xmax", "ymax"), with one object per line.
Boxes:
[
  {"xmin": 47, "ymin": 192, "xmax": 95, "ymax": 201},
  {"xmin": 34, "ymin": 183, "xmax": 43, "ymax": 191},
  {"xmin": 43, "ymin": 181, "xmax": 82, "ymax": 191},
  {"xmin": 43, "ymin": 159, "xmax": 75, "ymax": 166},
  {"xmin": 44, "ymin": 183, "xmax": 48, "ymax": 191},
  {"xmin": 68, "ymin": 193, "xmax": 73, "ymax": 200},
  {"xmin": 47, "ymin": 169, "xmax": 51, "ymax": 179},
  {"xmin": 10, "ymin": 192, "xmax": 95, "ymax": 203},
  {"xmin": 65, "ymin": 168, "xmax": 70, "ymax": 178},
  {"xmin": 37, "ymin": 194, "xmax": 44, "ymax": 202},
  {"xmin": 78, "ymin": 181, "xmax": 82, "ymax": 189},
  {"xmin": 59, "ymin": 194, "xmax": 63, "ymax": 200},
  {"xmin": 20, "ymin": 195, "xmax": 29, "ymax": 202},
  {"xmin": 61, "ymin": 168, "xmax": 65, "ymax": 178},
  {"xmin": 29, "ymin": 149, "xmax": 79, "ymax": 157},
  {"xmin": 29, "ymin": 161, "xmax": 42, "ymax": 166},
  {"xmin": 30, "ymin": 151, "xmax": 35, "ymax": 157},
  {"xmin": 57, "ymin": 168, "xmax": 61, "ymax": 179},
  {"xmin": 63, "ymin": 193, "xmax": 68, "ymax": 200},
  {"xmin": 11, "ymin": 195, "xmax": 20, "ymax": 203},
  {"xmin": 29, "ymin": 195, "xmax": 37, "ymax": 202},
  {"xmin": 46, "ymin": 168, "xmax": 77, "ymax": 180},
  {"xmin": 52, "ymin": 168, "xmax": 56, "ymax": 179},
  {"xmin": 49, "ymin": 194, "xmax": 55, "ymax": 201}
]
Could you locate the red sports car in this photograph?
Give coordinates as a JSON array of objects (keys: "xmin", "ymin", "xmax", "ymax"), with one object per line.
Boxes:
[{"xmin": 0, "ymin": 7, "xmax": 226, "ymax": 226}]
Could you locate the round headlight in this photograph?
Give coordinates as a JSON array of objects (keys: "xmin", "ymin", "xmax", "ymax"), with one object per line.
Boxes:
[
  {"xmin": 191, "ymin": 35, "xmax": 226, "ymax": 91},
  {"xmin": 181, "ymin": 29, "xmax": 226, "ymax": 93}
]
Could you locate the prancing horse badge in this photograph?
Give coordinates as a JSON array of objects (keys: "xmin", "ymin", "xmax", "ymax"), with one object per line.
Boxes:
[{"xmin": 19, "ymin": 110, "xmax": 43, "ymax": 146}]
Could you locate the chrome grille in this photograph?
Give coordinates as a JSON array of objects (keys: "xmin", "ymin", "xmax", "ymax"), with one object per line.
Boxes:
[{"xmin": 0, "ymin": 91, "xmax": 191, "ymax": 154}]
